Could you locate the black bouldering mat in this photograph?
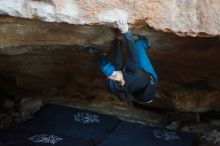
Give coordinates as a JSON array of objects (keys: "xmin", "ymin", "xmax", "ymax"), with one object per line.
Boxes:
[
  {"xmin": 13, "ymin": 104, "xmax": 120, "ymax": 143},
  {"xmin": 2, "ymin": 104, "xmax": 194, "ymax": 146},
  {"xmin": 98, "ymin": 121, "xmax": 194, "ymax": 146},
  {"xmin": 0, "ymin": 129, "xmax": 94, "ymax": 146}
]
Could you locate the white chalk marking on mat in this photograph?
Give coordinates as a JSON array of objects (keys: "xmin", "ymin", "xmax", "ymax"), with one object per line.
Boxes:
[
  {"xmin": 74, "ymin": 112, "xmax": 100, "ymax": 124},
  {"xmin": 28, "ymin": 134, "xmax": 63, "ymax": 144},
  {"xmin": 153, "ymin": 129, "xmax": 181, "ymax": 141}
]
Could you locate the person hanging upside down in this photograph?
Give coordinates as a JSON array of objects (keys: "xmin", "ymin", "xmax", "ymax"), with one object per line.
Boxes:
[{"xmin": 91, "ymin": 19, "xmax": 158, "ymax": 105}]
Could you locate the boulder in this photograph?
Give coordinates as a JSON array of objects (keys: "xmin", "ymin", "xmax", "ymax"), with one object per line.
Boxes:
[
  {"xmin": 20, "ymin": 97, "xmax": 43, "ymax": 120},
  {"xmin": 1, "ymin": 99, "xmax": 15, "ymax": 109}
]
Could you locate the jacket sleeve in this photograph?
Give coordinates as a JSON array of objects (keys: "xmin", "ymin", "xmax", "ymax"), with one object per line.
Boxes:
[
  {"xmin": 99, "ymin": 55, "xmax": 115, "ymax": 77},
  {"xmin": 123, "ymin": 31, "xmax": 138, "ymax": 68}
]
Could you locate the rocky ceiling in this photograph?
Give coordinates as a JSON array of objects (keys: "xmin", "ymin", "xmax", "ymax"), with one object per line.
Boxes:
[{"xmin": 0, "ymin": 0, "xmax": 220, "ymax": 36}]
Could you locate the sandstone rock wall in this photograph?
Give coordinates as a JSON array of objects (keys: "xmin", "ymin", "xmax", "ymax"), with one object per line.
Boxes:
[
  {"xmin": 0, "ymin": 0, "xmax": 220, "ymax": 36},
  {"xmin": 0, "ymin": 16, "xmax": 114, "ymax": 48}
]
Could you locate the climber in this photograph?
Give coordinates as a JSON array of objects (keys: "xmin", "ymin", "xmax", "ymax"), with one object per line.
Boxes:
[{"xmin": 90, "ymin": 19, "xmax": 158, "ymax": 105}]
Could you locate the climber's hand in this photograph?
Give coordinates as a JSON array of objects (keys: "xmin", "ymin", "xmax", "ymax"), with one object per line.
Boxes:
[{"xmin": 116, "ymin": 19, "xmax": 128, "ymax": 33}]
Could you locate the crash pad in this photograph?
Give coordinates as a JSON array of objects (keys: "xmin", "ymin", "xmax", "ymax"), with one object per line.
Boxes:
[
  {"xmin": 98, "ymin": 121, "xmax": 194, "ymax": 146},
  {"xmin": 13, "ymin": 104, "xmax": 120, "ymax": 143},
  {"xmin": 1, "ymin": 104, "xmax": 194, "ymax": 146},
  {"xmin": 0, "ymin": 141, "xmax": 3, "ymax": 146}
]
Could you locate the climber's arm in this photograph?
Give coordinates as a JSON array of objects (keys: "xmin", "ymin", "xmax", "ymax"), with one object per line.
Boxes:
[{"xmin": 116, "ymin": 19, "xmax": 138, "ymax": 67}]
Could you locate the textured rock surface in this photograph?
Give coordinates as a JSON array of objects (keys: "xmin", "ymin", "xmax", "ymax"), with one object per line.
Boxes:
[
  {"xmin": 20, "ymin": 97, "xmax": 43, "ymax": 119},
  {"xmin": 0, "ymin": 17, "xmax": 220, "ymax": 112},
  {"xmin": 0, "ymin": 16, "xmax": 114, "ymax": 48},
  {"xmin": 0, "ymin": 0, "xmax": 220, "ymax": 36}
]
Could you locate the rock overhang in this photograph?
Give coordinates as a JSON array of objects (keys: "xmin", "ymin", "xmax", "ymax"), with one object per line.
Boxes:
[{"xmin": 0, "ymin": 0, "xmax": 220, "ymax": 37}]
